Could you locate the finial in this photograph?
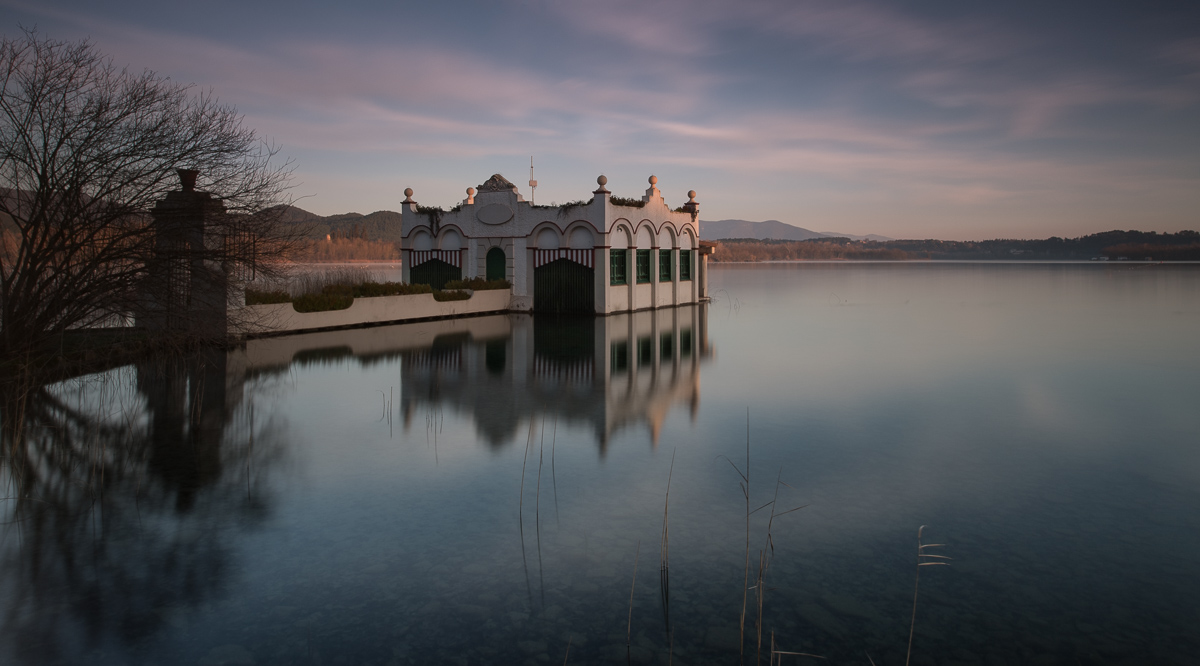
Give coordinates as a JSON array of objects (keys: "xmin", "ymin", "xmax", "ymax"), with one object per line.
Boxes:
[
  {"xmin": 688, "ymin": 190, "xmax": 697, "ymax": 202},
  {"xmin": 177, "ymin": 168, "xmax": 199, "ymax": 192},
  {"xmin": 649, "ymin": 175, "xmax": 658, "ymax": 186},
  {"xmin": 594, "ymin": 174, "xmax": 609, "ymax": 194},
  {"xmin": 466, "ymin": 187, "xmax": 475, "ymax": 205},
  {"xmin": 403, "ymin": 188, "xmax": 414, "ymax": 204}
]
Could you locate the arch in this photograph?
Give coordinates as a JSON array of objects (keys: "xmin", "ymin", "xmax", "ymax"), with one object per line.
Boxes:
[
  {"xmin": 439, "ymin": 228, "xmax": 462, "ymax": 250},
  {"xmin": 612, "ymin": 224, "xmax": 633, "ymax": 248},
  {"xmin": 486, "ymin": 247, "xmax": 506, "ymax": 281},
  {"xmin": 635, "ymin": 224, "xmax": 654, "ymax": 249},
  {"xmin": 657, "ymin": 224, "xmax": 676, "ymax": 249},
  {"xmin": 535, "ymin": 227, "xmax": 561, "ymax": 249},
  {"xmin": 568, "ymin": 226, "xmax": 595, "ymax": 250},
  {"xmin": 680, "ymin": 227, "xmax": 695, "ymax": 249},
  {"xmin": 412, "ymin": 229, "xmax": 433, "ymax": 251}
]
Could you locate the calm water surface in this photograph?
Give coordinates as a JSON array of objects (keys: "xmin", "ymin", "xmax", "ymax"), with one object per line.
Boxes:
[{"xmin": 3, "ymin": 262, "xmax": 1199, "ymax": 665}]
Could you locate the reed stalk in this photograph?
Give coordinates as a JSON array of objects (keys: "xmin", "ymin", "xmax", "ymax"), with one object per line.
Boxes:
[
  {"xmin": 905, "ymin": 525, "xmax": 950, "ymax": 666},
  {"xmin": 627, "ymin": 540, "xmax": 641, "ymax": 665},
  {"xmin": 660, "ymin": 448, "xmax": 676, "ymax": 570},
  {"xmin": 741, "ymin": 409, "xmax": 750, "ymax": 662},
  {"xmin": 660, "ymin": 448, "xmax": 676, "ymax": 661}
]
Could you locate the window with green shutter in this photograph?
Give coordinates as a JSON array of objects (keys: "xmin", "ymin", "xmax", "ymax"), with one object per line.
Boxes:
[
  {"xmin": 610, "ymin": 248, "xmax": 628, "ymax": 285},
  {"xmin": 659, "ymin": 249, "xmax": 673, "ymax": 282},
  {"xmin": 679, "ymin": 249, "xmax": 692, "ymax": 281},
  {"xmin": 635, "ymin": 250, "xmax": 651, "ymax": 284}
]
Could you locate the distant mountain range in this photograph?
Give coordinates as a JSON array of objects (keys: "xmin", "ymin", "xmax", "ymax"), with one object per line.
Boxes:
[
  {"xmin": 699, "ymin": 219, "xmax": 892, "ymax": 242},
  {"xmin": 276, "ymin": 206, "xmax": 891, "ymax": 243}
]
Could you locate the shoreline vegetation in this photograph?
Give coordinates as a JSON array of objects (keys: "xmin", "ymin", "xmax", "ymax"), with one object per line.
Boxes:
[
  {"xmin": 709, "ymin": 230, "xmax": 1200, "ymax": 262},
  {"xmin": 245, "ymin": 267, "xmax": 509, "ymax": 312}
]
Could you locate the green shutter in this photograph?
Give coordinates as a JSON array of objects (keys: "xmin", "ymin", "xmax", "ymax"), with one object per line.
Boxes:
[
  {"xmin": 680, "ymin": 250, "xmax": 692, "ymax": 281},
  {"xmin": 659, "ymin": 249, "xmax": 673, "ymax": 282},
  {"xmin": 610, "ymin": 248, "xmax": 627, "ymax": 285},
  {"xmin": 636, "ymin": 250, "xmax": 651, "ymax": 284}
]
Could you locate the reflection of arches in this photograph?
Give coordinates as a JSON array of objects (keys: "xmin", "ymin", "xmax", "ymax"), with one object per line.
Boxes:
[
  {"xmin": 486, "ymin": 247, "xmax": 506, "ymax": 281},
  {"xmin": 485, "ymin": 339, "xmax": 506, "ymax": 376}
]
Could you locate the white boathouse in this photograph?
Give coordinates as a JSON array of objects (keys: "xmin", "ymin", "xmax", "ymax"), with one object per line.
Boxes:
[{"xmin": 399, "ymin": 174, "xmax": 712, "ymax": 314}]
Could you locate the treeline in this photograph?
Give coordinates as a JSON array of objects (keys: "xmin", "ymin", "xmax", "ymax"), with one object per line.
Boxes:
[
  {"xmin": 878, "ymin": 230, "xmax": 1200, "ymax": 260},
  {"xmin": 707, "ymin": 230, "xmax": 1200, "ymax": 262},
  {"xmin": 1100, "ymin": 243, "xmax": 1200, "ymax": 261},
  {"xmin": 710, "ymin": 239, "xmax": 909, "ymax": 261}
]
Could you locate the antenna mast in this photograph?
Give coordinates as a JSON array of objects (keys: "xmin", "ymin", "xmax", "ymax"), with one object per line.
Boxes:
[{"xmin": 528, "ymin": 156, "xmax": 537, "ymax": 205}]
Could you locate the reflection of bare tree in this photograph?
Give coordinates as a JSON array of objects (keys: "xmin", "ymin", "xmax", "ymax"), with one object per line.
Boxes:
[{"xmin": 0, "ymin": 350, "xmax": 286, "ymax": 665}]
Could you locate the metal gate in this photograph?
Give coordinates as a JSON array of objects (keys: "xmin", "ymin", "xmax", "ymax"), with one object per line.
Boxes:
[
  {"xmin": 410, "ymin": 259, "xmax": 461, "ymax": 290},
  {"xmin": 534, "ymin": 258, "xmax": 594, "ymax": 313}
]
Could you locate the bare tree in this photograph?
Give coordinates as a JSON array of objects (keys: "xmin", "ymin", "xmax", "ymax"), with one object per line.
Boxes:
[{"xmin": 0, "ymin": 30, "xmax": 301, "ymax": 362}]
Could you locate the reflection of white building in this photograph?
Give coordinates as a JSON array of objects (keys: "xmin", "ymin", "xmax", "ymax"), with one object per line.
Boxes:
[
  {"xmin": 400, "ymin": 174, "xmax": 713, "ymax": 314},
  {"xmin": 399, "ymin": 306, "xmax": 712, "ymax": 452}
]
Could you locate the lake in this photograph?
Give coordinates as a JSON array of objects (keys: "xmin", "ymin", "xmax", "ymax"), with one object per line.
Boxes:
[{"xmin": 3, "ymin": 262, "xmax": 1199, "ymax": 665}]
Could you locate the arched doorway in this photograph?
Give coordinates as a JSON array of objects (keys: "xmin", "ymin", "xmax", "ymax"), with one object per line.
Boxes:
[
  {"xmin": 486, "ymin": 247, "xmax": 506, "ymax": 281},
  {"xmin": 534, "ymin": 258, "xmax": 594, "ymax": 313}
]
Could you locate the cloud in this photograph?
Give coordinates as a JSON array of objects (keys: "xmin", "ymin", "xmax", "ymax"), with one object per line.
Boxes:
[
  {"xmin": 5, "ymin": 0, "xmax": 1196, "ymax": 237},
  {"xmin": 540, "ymin": 0, "xmax": 1015, "ymax": 63}
]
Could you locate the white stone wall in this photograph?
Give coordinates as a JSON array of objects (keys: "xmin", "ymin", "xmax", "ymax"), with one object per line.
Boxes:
[{"xmin": 235, "ymin": 289, "xmax": 512, "ymax": 336}]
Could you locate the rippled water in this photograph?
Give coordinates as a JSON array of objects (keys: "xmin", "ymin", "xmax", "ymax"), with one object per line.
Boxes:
[{"xmin": 3, "ymin": 262, "xmax": 1199, "ymax": 665}]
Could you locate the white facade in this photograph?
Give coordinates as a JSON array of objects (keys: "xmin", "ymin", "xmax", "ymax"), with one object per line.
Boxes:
[{"xmin": 399, "ymin": 174, "xmax": 709, "ymax": 314}]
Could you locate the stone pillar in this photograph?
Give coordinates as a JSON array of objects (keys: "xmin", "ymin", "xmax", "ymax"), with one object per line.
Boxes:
[{"xmin": 144, "ymin": 169, "xmax": 229, "ymax": 340}]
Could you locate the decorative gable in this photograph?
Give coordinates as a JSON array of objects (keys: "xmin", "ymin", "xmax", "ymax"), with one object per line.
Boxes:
[{"xmin": 477, "ymin": 174, "xmax": 518, "ymax": 193}]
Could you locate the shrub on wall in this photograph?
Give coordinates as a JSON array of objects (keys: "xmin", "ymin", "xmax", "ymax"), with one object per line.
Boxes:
[
  {"xmin": 245, "ymin": 289, "xmax": 292, "ymax": 305},
  {"xmin": 431, "ymin": 289, "xmax": 471, "ymax": 302},
  {"xmin": 443, "ymin": 278, "xmax": 510, "ymax": 291},
  {"xmin": 292, "ymin": 285, "xmax": 354, "ymax": 312}
]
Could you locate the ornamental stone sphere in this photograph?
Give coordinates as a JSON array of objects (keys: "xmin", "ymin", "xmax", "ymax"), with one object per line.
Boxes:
[
  {"xmin": 467, "ymin": 187, "xmax": 475, "ymax": 195},
  {"xmin": 597, "ymin": 175, "xmax": 608, "ymax": 187},
  {"xmin": 688, "ymin": 190, "xmax": 697, "ymax": 199},
  {"xmin": 404, "ymin": 188, "xmax": 413, "ymax": 197},
  {"xmin": 649, "ymin": 175, "xmax": 658, "ymax": 185}
]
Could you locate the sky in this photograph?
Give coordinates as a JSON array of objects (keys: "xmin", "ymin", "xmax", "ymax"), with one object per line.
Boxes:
[{"xmin": 3, "ymin": 0, "xmax": 1198, "ymax": 240}]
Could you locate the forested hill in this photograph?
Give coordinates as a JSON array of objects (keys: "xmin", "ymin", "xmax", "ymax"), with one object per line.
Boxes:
[
  {"xmin": 711, "ymin": 230, "xmax": 1200, "ymax": 262},
  {"xmin": 879, "ymin": 230, "xmax": 1200, "ymax": 260},
  {"xmin": 277, "ymin": 206, "xmax": 403, "ymax": 242}
]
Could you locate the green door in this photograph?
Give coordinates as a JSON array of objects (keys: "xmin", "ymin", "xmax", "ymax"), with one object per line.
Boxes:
[{"xmin": 486, "ymin": 247, "xmax": 506, "ymax": 281}]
